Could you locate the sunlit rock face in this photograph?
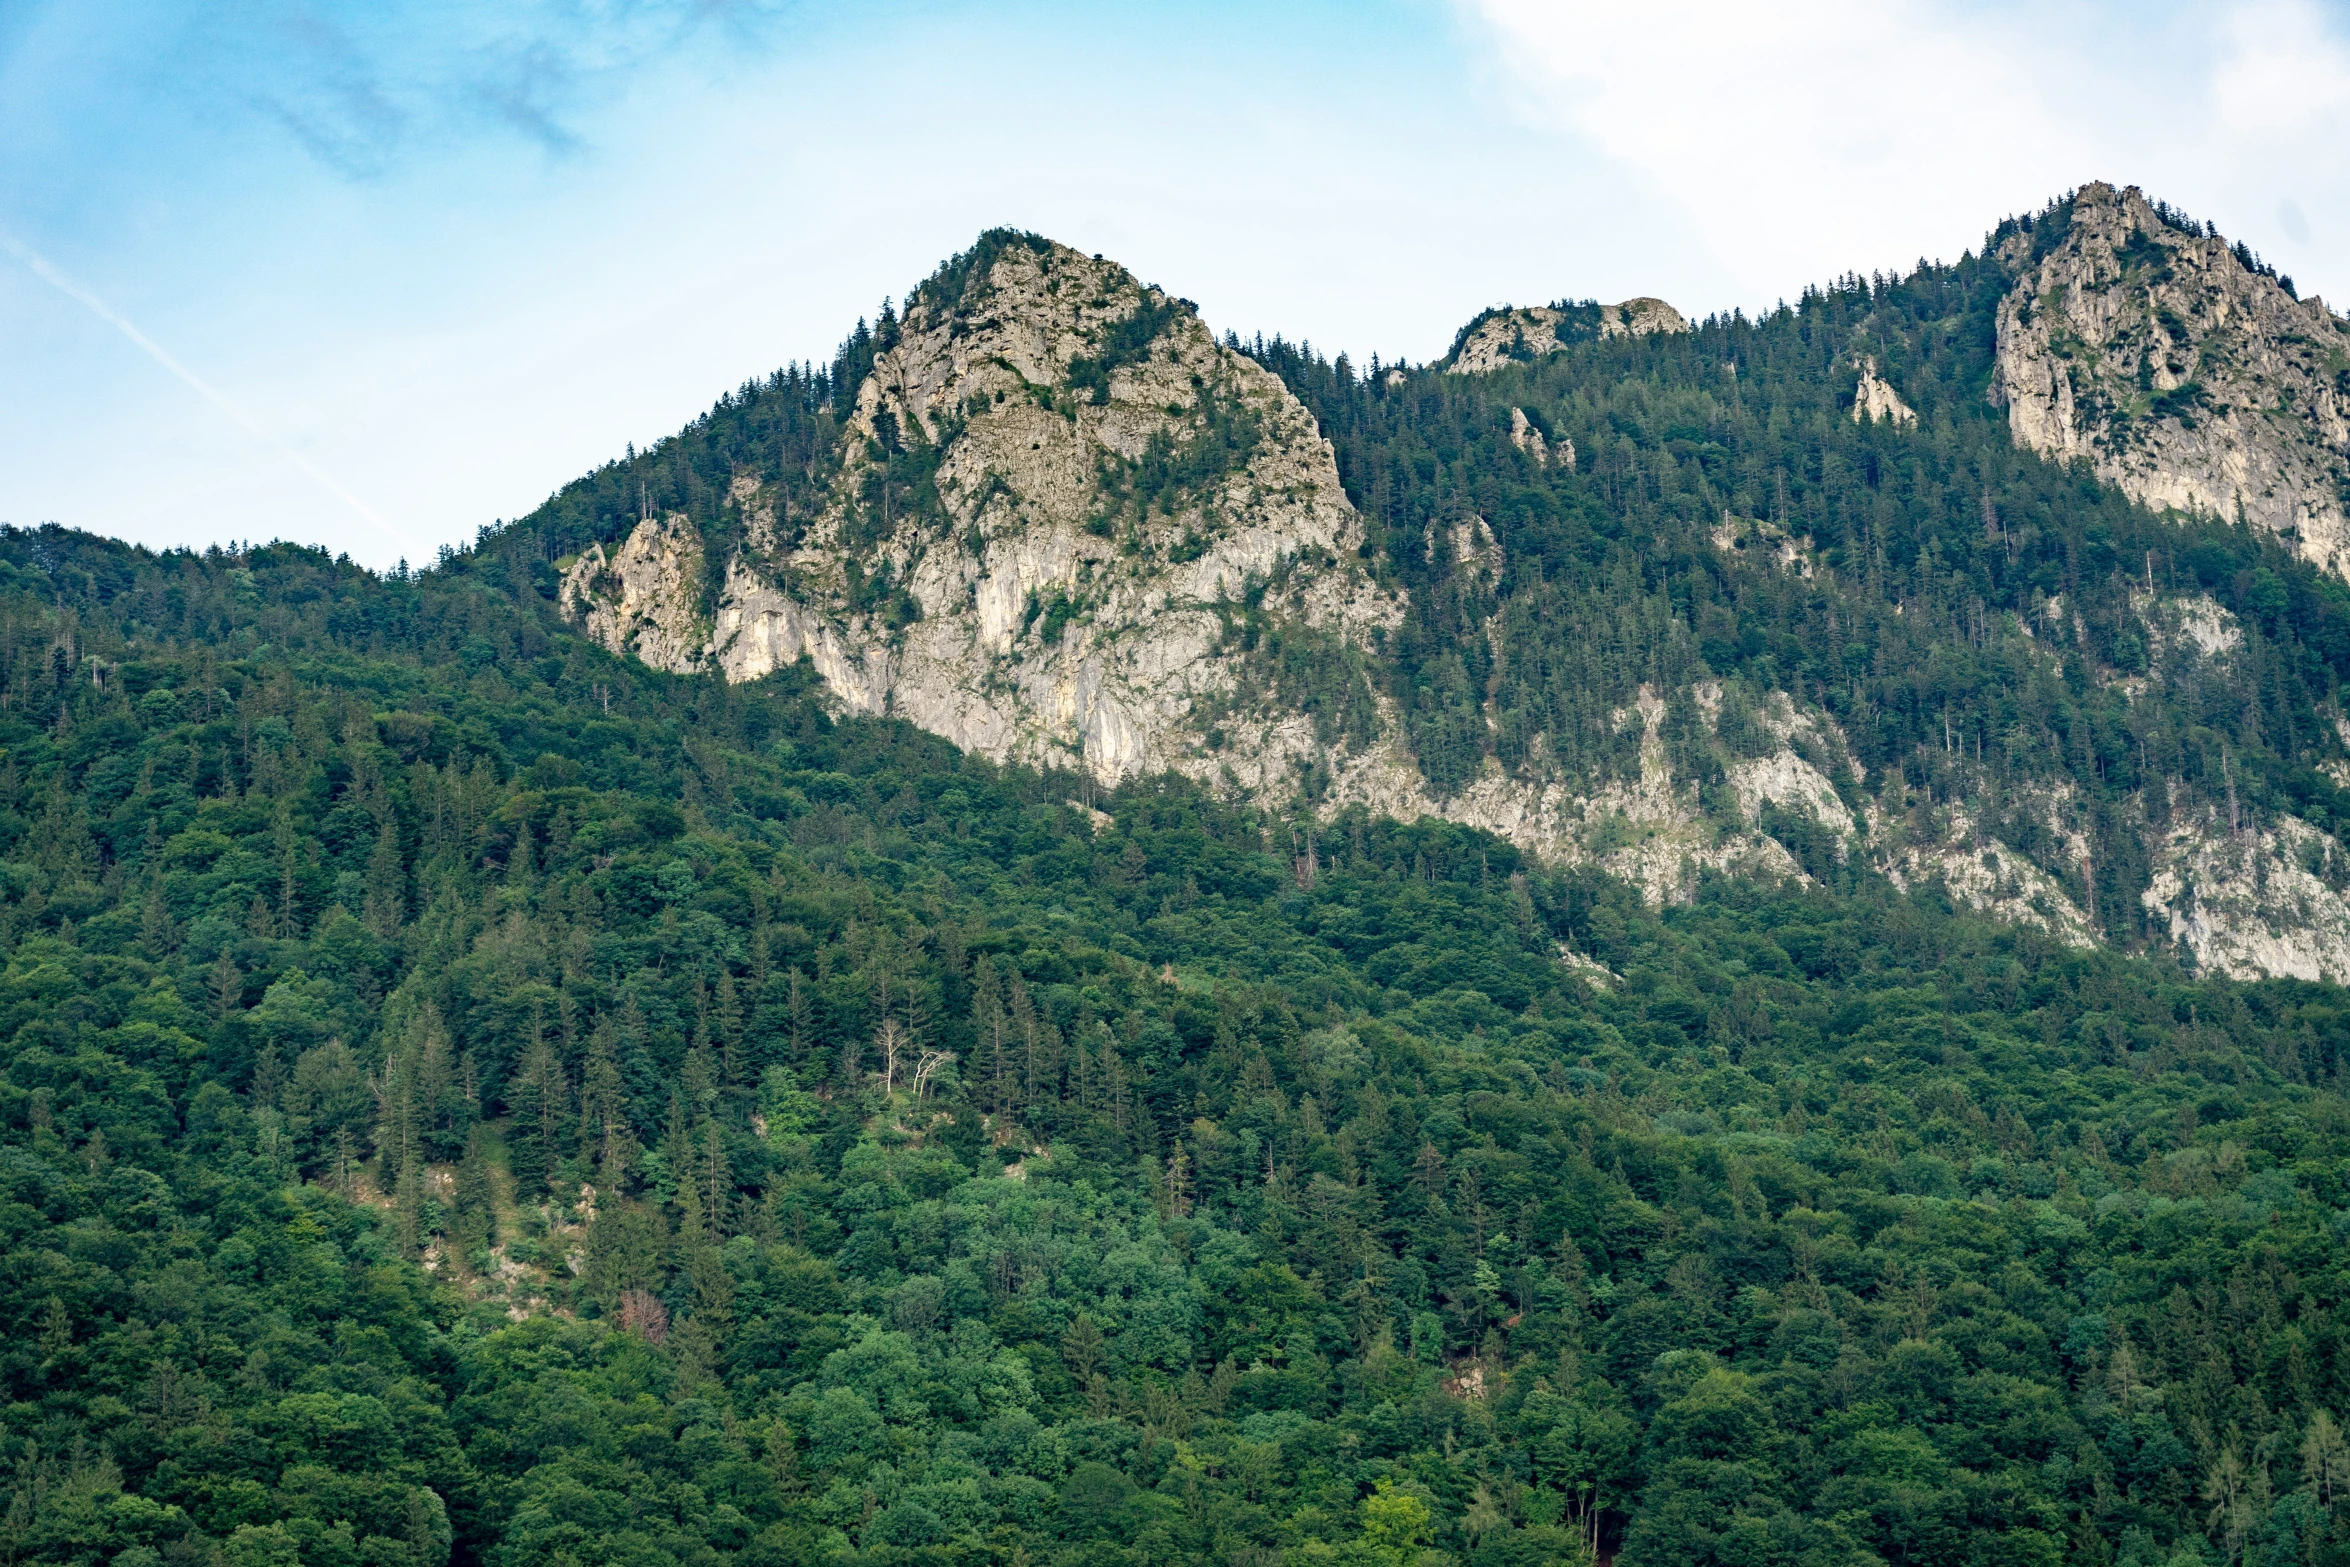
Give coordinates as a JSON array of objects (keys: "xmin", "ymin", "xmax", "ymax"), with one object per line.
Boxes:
[
  {"xmin": 1993, "ymin": 181, "xmax": 2350, "ymax": 576},
  {"xmin": 565, "ymin": 233, "xmax": 1400, "ymax": 794},
  {"xmin": 556, "ymin": 220, "xmax": 2350, "ymax": 981}
]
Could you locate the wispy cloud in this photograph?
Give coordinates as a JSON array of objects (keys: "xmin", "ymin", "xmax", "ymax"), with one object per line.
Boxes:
[
  {"xmin": 185, "ymin": 0, "xmax": 813, "ymax": 176},
  {"xmin": 0, "ymin": 232, "xmax": 395, "ymax": 547}
]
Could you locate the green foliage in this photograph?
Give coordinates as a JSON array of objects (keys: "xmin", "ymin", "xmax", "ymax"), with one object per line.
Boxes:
[{"xmin": 8, "ymin": 525, "xmax": 2350, "ymax": 1567}]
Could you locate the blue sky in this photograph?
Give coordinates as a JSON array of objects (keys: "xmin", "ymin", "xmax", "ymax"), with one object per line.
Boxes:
[{"xmin": 4, "ymin": 0, "xmax": 2347, "ymax": 568}]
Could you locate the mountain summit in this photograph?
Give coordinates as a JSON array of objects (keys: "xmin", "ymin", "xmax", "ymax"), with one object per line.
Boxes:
[
  {"xmin": 548, "ymin": 192, "xmax": 2350, "ymax": 983},
  {"xmin": 1992, "ymin": 181, "xmax": 2350, "ymax": 574},
  {"xmin": 563, "ymin": 232, "xmax": 1398, "ymax": 797}
]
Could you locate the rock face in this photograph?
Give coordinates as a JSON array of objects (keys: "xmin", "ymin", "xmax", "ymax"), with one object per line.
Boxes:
[
  {"xmin": 1851, "ymin": 358, "xmax": 1917, "ymax": 426},
  {"xmin": 1321, "ymin": 680, "xmax": 1859, "ymax": 906},
  {"xmin": 562, "ymin": 512, "xmax": 707, "ymax": 674},
  {"xmin": 565, "ymin": 233, "xmax": 1400, "ymax": 793},
  {"xmin": 1446, "ymin": 297, "xmax": 1690, "ymax": 374},
  {"xmin": 2143, "ymin": 807, "xmax": 2350, "ymax": 983},
  {"xmin": 1877, "ymin": 801, "xmax": 2099, "ymax": 948},
  {"xmin": 1509, "ymin": 407, "xmax": 1570, "ymax": 468},
  {"xmin": 1599, "ymin": 297, "xmax": 1690, "ymax": 339},
  {"xmin": 1992, "ymin": 182, "xmax": 2350, "ymax": 575},
  {"xmin": 560, "ymin": 234, "xmax": 1857, "ymax": 911}
]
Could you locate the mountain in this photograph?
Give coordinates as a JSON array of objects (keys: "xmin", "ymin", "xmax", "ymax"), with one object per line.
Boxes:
[
  {"xmin": 549, "ymin": 195, "xmax": 2350, "ymax": 985},
  {"xmin": 14, "ymin": 184, "xmax": 2350, "ymax": 1567}
]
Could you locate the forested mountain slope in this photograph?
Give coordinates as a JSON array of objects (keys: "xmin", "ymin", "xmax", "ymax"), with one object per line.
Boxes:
[
  {"xmin": 11, "ymin": 184, "xmax": 2350, "ymax": 1567},
  {"xmin": 539, "ymin": 194, "xmax": 2350, "ymax": 984},
  {"xmin": 1251, "ymin": 184, "xmax": 2350, "ymax": 978},
  {"xmin": 4, "ymin": 516, "xmax": 2350, "ymax": 1567}
]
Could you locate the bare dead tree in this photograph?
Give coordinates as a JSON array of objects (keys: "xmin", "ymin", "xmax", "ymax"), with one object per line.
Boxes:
[
  {"xmin": 875, "ymin": 1015, "xmax": 907, "ymax": 1096},
  {"xmin": 912, "ymin": 1049, "xmax": 955, "ymax": 1101}
]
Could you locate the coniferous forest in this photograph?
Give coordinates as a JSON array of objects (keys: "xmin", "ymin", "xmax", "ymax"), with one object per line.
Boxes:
[{"xmin": 17, "ymin": 222, "xmax": 2350, "ymax": 1567}]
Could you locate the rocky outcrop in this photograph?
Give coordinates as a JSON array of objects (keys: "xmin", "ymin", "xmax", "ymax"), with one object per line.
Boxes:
[
  {"xmin": 1446, "ymin": 297, "xmax": 1689, "ymax": 374},
  {"xmin": 2143, "ymin": 806, "xmax": 2350, "ymax": 982},
  {"xmin": 1852, "ymin": 358, "xmax": 1917, "ymax": 426},
  {"xmin": 1886, "ymin": 829, "xmax": 2100, "ymax": 947},
  {"xmin": 1709, "ymin": 513, "xmax": 1815, "ymax": 579},
  {"xmin": 559, "ymin": 513, "xmax": 708, "ymax": 674},
  {"xmin": 1449, "ymin": 308, "xmax": 1573, "ymax": 375},
  {"xmin": 1600, "ymin": 297, "xmax": 1690, "ymax": 338},
  {"xmin": 559, "ymin": 226, "xmax": 1863, "ymax": 908},
  {"xmin": 1992, "ymin": 182, "xmax": 2350, "ymax": 576},
  {"xmin": 1510, "ymin": 407, "xmax": 1565, "ymax": 467},
  {"xmin": 555, "ymin": 223, "xmax": 2350, "ymax": 983},
  {"xmin": 2142, "ymin": 591, "xmax": 2241, "ymax": 660},
  {"xmin": 1323, "ymin": 681, "xmax": 1860, "ymax": 905},
  {"xmin": 1873, "ymin": 792, "xmax": 2100, "ymax": 947}
]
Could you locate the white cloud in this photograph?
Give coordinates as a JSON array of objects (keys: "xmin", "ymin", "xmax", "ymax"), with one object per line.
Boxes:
[
  {"xmin": 2211, "ymin": 0, "xmax": 2350, "ymax": 138},
  {"xmin": 1459, "ymin": 0, "xmax": 2350, "ymax": 308}
]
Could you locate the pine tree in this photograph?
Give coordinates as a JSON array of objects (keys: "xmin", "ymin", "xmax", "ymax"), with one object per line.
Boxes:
[
  {"xmin": 418, "ymin": 1016, "xmax": 457, "ymax": 1159},
  {"xmin": 682, "ymin": 1041, "xmax": 716, "ymax": 1118},
  {"xmin": 454, "ymin": 1123, "xmax": 496, "ymax": 1255},
  {"xmin": 364, "ymin": 820, "xmax": 405, "ymax": 937},
  {"xmin": 212, "ymin": 950, "xmax": 242, "ymax": 1018},
  {"xmin": 579, "ymin": 1018, "xmax": 635, "ymax": 1188},
  {"xmin": 377, "ymin": 1045, "xmax": 423, "ymax": 1253},
  {"xmin": 715, "ymin": 969, "xmax": 745, "ymax": 1092},
  {"xmin": 507, "ymin": 1041, "xmax": 560, "ymax": 1199},
  {"xmin": 788, "ymin": 968, "xmax": 810, "ymax": 1065},
  {"xmin": 701, "ymin": 1116, "xmax": 728, "ymax": 1242},
  {"xmin": 1009, "ymin": 967, "xmax": 1040, "ymax": 1109},
  {"xmin": 969, "ymin": 956, "xmax": 1006, "ymax": 1114},
  {"xmin": 667, "ymin": 1090, "xmax": 703, "ymax": 1239},
  {"xmin": 537, "ymin": 1039, "xmax": 568, "ymax": 1197},
  {"xmin": 250, "ymin": 1044, "xmax": 287, "ymax": 1110}
]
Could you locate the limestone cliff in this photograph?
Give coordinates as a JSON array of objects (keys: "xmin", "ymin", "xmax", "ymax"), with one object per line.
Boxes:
[
  {"xmin": 1851, "ymin": 358, "xmax": 1917, "ymax": 426},
  {"xmin": 559, "ymin": 235, "xmax": 1854, "ymax": 911},
  {"xmin": 2142, "ymin": 805, "xmax": 2350, "ymax": 983},
  {"xmin": 1992, "ymin": 182, "xmax": 2350, "ymax": 575},
  {"xmin": 560, "ymin": 512, "xmax": 709, "ymax": 675},
  {"xmin": 1600, "ymin": 297, "xmax": 1691, "ymax": 339}
]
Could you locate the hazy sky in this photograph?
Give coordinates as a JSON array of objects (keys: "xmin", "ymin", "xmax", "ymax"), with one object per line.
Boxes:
[{"xmin": 5, "ymin": 0, "xmax": 2347, "ymax": 568}]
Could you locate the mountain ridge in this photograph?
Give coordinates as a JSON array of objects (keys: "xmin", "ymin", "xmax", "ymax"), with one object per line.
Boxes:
[
  {"xmin": 561, "ymin": 232, "xmax": 1403, "ymax": 798},
  {"xmin": 539, "ymin": 189, "xmax": 2350, "ymax": 984}
]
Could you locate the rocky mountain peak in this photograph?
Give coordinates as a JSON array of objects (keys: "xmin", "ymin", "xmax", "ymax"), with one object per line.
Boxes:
[
  {"xmin": 1444, "ymin": 296, "xmax": 1690, "ymax": 374},
  {"xmin": 563, "ymin": 230, "xmax": 1400, "ymax": 789},
  {"xmin": 1992, "ymin": 180, "xmax": 2350, "ymax": 576}
]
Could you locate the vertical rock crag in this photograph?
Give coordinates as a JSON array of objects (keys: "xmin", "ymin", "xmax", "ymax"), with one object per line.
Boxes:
[{"xmin": 1992, "ymin": 181, "xmax": 2350, "ymax": 574}]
